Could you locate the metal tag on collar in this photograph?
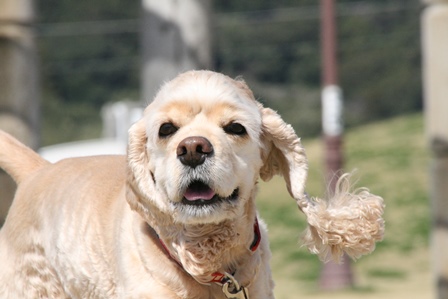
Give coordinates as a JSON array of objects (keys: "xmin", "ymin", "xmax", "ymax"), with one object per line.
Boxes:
[{"xmin": 221, "ymin": 272, "xmax": 249, "ymax": 299}]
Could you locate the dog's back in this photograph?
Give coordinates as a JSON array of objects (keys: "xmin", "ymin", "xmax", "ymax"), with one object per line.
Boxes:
[{"xmin": 0, "ymin": 131, "xmax": 128, "ymax": 298}]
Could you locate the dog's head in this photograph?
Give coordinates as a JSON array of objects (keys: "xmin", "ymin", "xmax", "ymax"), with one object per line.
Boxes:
[{"xmin": 126, "ymin": 70, "xmax": 307, "ymax": 225}]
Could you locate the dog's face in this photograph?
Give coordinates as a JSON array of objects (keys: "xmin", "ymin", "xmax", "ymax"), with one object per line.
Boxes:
[{"xmin": 127, "ymin": 71, "xmax": 308, "ymax": 225}]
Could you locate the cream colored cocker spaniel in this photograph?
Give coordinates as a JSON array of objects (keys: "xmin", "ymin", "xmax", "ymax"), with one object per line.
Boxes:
[{"xmin": 0, "ymin": 70, "xmax": 384, "ymax": 298}]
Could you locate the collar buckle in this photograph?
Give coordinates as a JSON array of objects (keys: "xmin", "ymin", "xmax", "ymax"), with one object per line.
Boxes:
[{"xmin": 221, "ymin": 272, "xmax": 250, "ymax": 299}]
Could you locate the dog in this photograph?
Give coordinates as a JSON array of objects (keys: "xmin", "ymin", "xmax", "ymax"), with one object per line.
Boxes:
[{"xmin": 0, "ymin": 70, "xmax": 384, "ymax": 298}]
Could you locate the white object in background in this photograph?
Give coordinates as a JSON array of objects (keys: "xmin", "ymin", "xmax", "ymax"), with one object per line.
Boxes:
[
  {"xmin": 39, "ymin": 139, "xmax": 127, "ymax": 163},
  {"xmin": 322, "ymin": 85, "xmax": 343, "ymax": 136},
  {"xmin": 101, "ymin": 101, "xmax": 143, "ymax": 143}
]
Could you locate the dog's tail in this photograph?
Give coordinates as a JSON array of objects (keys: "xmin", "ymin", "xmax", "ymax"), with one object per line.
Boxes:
[{"xmin": 0, "ymin": 130, "xmax": 49, "ymax": 184}]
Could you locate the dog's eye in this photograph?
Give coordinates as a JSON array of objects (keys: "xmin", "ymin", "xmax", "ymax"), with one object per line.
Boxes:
[
  {"xmin": 159, "ymin": 123, "xmax": 178, "ymax": 137},
  {"xmin": 223, "ymin": 122, "xmax": 247, "ymax": 136}
]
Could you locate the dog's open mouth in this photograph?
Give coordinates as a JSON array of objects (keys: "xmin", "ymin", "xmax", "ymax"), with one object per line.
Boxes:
[{"xmin": 182, "ymin": 180, "xmax": 239, "ymax": 206}]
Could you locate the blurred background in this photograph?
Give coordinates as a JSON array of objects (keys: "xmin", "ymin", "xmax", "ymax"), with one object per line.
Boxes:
[
  {"xmin": 1, "ymin": 0, "xmax": 446, "ymax": 298},
  {"xmin": 34, "ymin": 0, "xmax": 422, "ymax": 145}
]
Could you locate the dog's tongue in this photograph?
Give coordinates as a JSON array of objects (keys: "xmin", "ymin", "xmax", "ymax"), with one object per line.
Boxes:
[{"xmin": 184, "ymin": 182, "xmax": 215, "ymax": 201}]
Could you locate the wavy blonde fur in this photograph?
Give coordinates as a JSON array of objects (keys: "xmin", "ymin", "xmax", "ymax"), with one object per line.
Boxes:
[{"xmin": 299, "ymin": 173, "xmax": 385, "ymax": 262}]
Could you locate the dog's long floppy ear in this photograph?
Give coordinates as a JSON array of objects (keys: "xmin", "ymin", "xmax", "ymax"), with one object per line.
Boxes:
[
  {"xmin": 259, "ymin": 106, "xmax": 308, "ymax": 201},
  {"xmin": 126, "ymin": 118, "xmax": 155, "ymax": 216},
  {"xmin": 259, "ymin": 106, "xmax": 385, "ymax": 263}
]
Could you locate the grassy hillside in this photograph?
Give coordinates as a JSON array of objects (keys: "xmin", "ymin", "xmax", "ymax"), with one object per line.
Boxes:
[{"xmin": 256, "ymin": 113, "xmax": 431, "ymax": 298}]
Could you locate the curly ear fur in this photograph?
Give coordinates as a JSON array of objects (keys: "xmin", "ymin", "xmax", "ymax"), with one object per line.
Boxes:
[
  {"xmin": 259, "ymin": 107, "xmax": 385, "ymax": 263},
  {"xmin": 126, "ymin": 119, "xmax": 154, "ymax": 216},
  {"xmin": 300, "ymin": 173, "xmax": 385, "ymax": 262},
  {"xmin": 259, "ymin": 106, "xmax": 308, "ymax": 201}
]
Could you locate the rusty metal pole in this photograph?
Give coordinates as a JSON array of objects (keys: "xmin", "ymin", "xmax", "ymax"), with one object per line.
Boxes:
[{"xmin": 318, "ymin": 0, "xmax": 354, "ymax": 290}]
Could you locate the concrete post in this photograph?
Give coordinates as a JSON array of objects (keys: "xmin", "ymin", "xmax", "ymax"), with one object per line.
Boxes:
[
  {"xmin": 0, "ymin": 0, "xmax": 39, "ymax": 226},
  {"xmin": 141, "ymin": 0, "xmax": 212, "ymax": 103},
  {"xmin": 422, "ymin": 1, "xmax": 448, "ymax": 298}
]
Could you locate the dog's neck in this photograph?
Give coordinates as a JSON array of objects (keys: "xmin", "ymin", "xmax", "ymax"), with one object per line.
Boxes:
[
  {"xmin": 150, "ymin": 205, "xmax": 259, "ymax": 285},
  {"xmin": 156, "ymin": 217, "xmax": 261, "ymax": 285},
  {"xmin": 143, "ymin": 201, "xmax": 261, "ymax": 284},
  {"xmin": 128, "ymin": 188, "xmax": 261, "ymax": 286}
]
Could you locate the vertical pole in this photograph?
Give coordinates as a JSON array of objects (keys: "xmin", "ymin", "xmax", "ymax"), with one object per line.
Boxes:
[
  {"xmin": 319, "ymin": 0, "xmax": 354, "ymax": 290},
  {"xmin": 0, "ymin": 0, "xmax": 39, "ymax": 226},
  {"xmin": 321, "ymin": 0, "xmax": 337, "ymax": 87},
  {"xmin": 141, "ymin": 0, "xmax": 212, "ymax": 103},
  {"xmin": 422, "ymin": 1, "xmax": 448, "ymax": 298}
]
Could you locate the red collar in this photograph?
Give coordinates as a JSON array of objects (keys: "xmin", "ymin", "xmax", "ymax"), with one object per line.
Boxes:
[
  {"xmin": 249, "ymin": 217, "xmax": 262, "ymax": 252},
  {"xmin": 157, "ymin": 218, "xmax": 261, "ymax": 285}
]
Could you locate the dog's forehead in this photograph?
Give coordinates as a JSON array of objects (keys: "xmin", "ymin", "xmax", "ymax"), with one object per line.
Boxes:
[{"xmin": 147, "ymin": 71, "xmax": 261, "ymax": 124}]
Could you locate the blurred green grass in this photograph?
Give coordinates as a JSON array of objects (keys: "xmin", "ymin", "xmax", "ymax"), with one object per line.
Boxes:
[{"xmin": 256, "ymin": 113, "xmax": 429, "ymax": 296}]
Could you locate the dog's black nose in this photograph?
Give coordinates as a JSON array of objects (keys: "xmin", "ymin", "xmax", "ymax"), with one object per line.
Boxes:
[{"xmin": 177, "ymin": 136, "xmax": 214, "ymax": 168}]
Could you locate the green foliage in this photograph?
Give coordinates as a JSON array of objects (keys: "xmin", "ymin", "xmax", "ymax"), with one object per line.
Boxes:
[
  {"xmin": 339, "ymin": 5, "xmax": 422, "ymax": 127},
  {"xmin": 39, "ymin": 0, "xmax": 138, "ymax": 22},
  {"xmin": 41, "ymin": 91, "xmax": 103, "ymax": 145}
]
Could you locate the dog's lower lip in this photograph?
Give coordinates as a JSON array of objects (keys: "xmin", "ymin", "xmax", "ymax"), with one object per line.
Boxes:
[{"xmin": 181, "ymin": 188, "xmax": 239, "ymax": 206}]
